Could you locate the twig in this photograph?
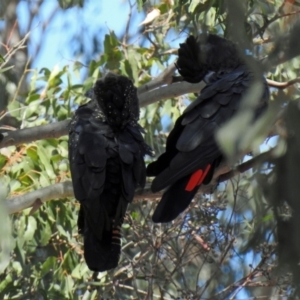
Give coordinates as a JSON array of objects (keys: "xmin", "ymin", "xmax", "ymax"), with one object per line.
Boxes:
[
  {"xmin": 254, "ymin": 10, "xmax": 300, "ymax": 37},
  {"xmin": 210, "ymin": 250, "xmax": 275, "ymax": 300},
  {"xmin": 267, "ymin": 77, "xmax": 300, "ymax": 89},
  {"xmin": 122, "ymin": 0, "xmax": 133, "ymax": 45},
  {"xmin": 117, "ymin": 283, "xmax": 171, "ymax": 299},
  {"xmin": 0, "ymin": 32, "xmax": 30, "ymax": 69},
  {"xmin": 11, "ymin": 59, "xmax": 31, "ymax": 103},
  {"xmin": 6, "ymin": 20, "xmax": 18, "ymax": 49},
  {"xmin": 218, "ymin": 150, "xmax": 274, "ymax": 182}
]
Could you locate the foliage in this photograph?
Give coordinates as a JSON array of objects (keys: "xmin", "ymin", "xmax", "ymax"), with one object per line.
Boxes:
[{"xmin": 1, "ymin": 0, "xmax": 300, "ymax": 299}]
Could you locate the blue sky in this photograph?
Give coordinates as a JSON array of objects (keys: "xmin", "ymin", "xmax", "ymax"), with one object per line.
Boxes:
[{"xmin": 18, "ymin": 0, "xmax": 145, "ymax": 70}]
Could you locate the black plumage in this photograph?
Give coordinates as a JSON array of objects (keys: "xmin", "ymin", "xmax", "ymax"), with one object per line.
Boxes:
[
  {"xmin": 69, "ymin": 73, "xmax": 152, "ymax": 272},
  {"xmin": 147, "ymin": 34, "xmax": 269, "ymax": 223}
]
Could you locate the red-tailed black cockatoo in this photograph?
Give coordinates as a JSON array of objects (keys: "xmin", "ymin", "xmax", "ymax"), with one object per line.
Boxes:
[
  {"xmin": 69, "ymin": 73, "xmax": 152, "ymax": 271},
  {"xmin": 147, "ymin": 34, "xmax": 269, "ymax": 223}
]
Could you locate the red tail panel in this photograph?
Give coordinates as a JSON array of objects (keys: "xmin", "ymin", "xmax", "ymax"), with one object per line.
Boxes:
[
  {"xmin": 185, "ymin": 164, "xmax": 211, "ymax": 192},
  {"xmin": 196, "ymin": 164, "xmax": 211, "ymax": 186},
  {"xmin": 185, "ymin": 170, "xmax": 203, "ymax": 191}
]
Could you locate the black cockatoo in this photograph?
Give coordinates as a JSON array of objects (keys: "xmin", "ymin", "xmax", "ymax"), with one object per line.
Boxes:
[
  {"xmin": 69, "ymin": 73, "xmax": 152, "ymax": 272},
  {"xmin": 147, "ymin": 34, "xmax": 269, "ymax": 223}
]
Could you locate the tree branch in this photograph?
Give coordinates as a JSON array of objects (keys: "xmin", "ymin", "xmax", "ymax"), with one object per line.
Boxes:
[
  {"xmin": 137, "ymin": 63, "xmax": 177, "ymax": 94},
  {"xmin": 218, "ymin": 150, "xmax": 274, "ymax": 182},
  {"xmin": 3, "ymin": 20, "xmax": 300, "ymax": 149},
  {"xmin": 0, "ymin": 120, "xmax": 69, "ymax": 148},
  {"xmin": 5, "ymin": 150, "xmax": 274, "ymax": 214},
  {"xmin": 138, "ymin": 80, "xmax": 204, "ymax": 107},
  {"xmin": 6, "ymin": 181, "xmax": 74, "ymax": 214},
  {"xmin": 0, "ymin": 80, "xmax": 204, "ymax": 148}
]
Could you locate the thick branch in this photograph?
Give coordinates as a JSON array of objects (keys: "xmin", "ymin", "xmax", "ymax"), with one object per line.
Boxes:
[
  {"xmin": 5, "ymin": 181, "xmax": 157, "ymax": 214},
  {"xmin": 0, "ymin": 120, "xmax": 69, "ymax": 148},
  {"xmin": 5, "ymin": 150, "xmax": 273, "ymax": 214},
  {"xmin": 139, "ymin": 81, "xmax": 204, "ymax": 107},
  {"xmin": 2, "ymin": 20, "xmax": 300, "ymax": 148},
  {"xmin": 6, "ymin": 181, "xmax": 74, "ymax": 214},
  {"xmin": 0, "ymin": 81, "xmax": 204, "ymax": 148}
]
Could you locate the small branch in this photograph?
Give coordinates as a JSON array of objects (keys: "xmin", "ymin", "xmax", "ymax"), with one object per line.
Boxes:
[
  {"xmin": 267, "ymin": 77, "xmax": 300, "ymax": 89},
  {"xmin": 254, "ymin": 9, "xmax": 300, "ymax": 38},
  {"xmin": 5, "ymin": 150, "xmax": 273, "ymax": 214},
  {"xmin": 218, "ymin": 150, "xmax": 274, "ymax": 182},
  {"xmin": 122, "ymin": 0, "xmax": 133, "ymax": 45},
  {"xmin": 0, "ymin": 31, "xmax": 30, "ymax": 69},
  {"xmin": 210, "ymin": 250, "xmax": 275, "ymax": 300},
  {"xmin": 137, "ymin": 63, "xmax": 177, "ymax": 94},
  {"xmin": 263, "ymin": 21, "xmax": 300, "ymax": 71}
]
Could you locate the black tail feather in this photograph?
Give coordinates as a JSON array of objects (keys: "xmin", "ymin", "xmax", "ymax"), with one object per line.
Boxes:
[
  {"xmin": 152, "ymin": 175, "xmax": 199, "ymax": 223},
  {"xmin": 83, "ymin": 224, "xmax": 121, "ymax": 272}
]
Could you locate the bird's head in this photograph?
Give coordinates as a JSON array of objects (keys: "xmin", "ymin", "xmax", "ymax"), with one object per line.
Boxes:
[
  {"xmin": 93, "ymin": 73, "xmax": 140, "ymax": 129},
  {"xmin": 176, "ymin": 34, "xmax": 247, "ymax": 83},
  {"xmin": 198, "ymin": 34, "xmax": 244, "ymax": 70}
]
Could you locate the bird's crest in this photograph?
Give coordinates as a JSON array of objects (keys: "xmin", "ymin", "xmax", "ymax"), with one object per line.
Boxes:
[
  {"xmin": 176, "ymin": 34, "xmax": 246, "ymax": 83},
  {"xmin": 94, "ymin": 73, "xmax": 139, "ymax": 129}
]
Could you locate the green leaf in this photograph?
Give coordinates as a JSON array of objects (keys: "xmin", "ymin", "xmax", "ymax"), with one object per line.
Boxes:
[
  {"xmin": 26, "ymin": 147, "xmax": 39, "ymax": 162},
  {"xmin": 26, "ymin": 93, "xmax": 40, "ymax": 104},
  {"xmin": 131, "ymin": 211, "xmax": 138, "ymax": 219},
  {"xmin": 12, "ymin": 261, "xmax": 22, "ymax": 275},
  {"xmin": 39, "ymin": 171, "xmax": 51, "ymax": 187},
  {"xmin": 7, "ymin": 101, "xmax": 23, "ymax": 119},
  {"xmin": 23, "ymin": 100, "xmax": 40, "ymax": 119},
  {"xmin": 136, "ymin": 0, "xmax": 145, "ymax": 11},
  {"xmin": 104, "ymin": 32, "xmax": 123, "ymax": 70},
  {"xmin": 24, "ymin": 216, "xmax": 37, "ymax": 241},
  {"xmin": 37, "ymin": 144, "xmax": 56, "ymax": 179},
  {"xmin": 0, "ymin": 65, "xmax": 14, "ymax": 73},
  {"xmin": 39, "ymin": 221, "xmax": 52, "ymax": 246},
  {"xmin": 0, "ymin": 273, "xmax": 12, "ymax": 293},
  {"xmin": 122, "ymin": 223, "xmax": 130, "ymax": 229},
  {"xmin": 41, "ymin": 256, "xmax": 56, "ymax": 277},
  {"xmin": 0, "ymin": 154, "xmax": 7, "ymax": 170},
  {"xmin": 57, "ymin": 224, "xmax": 69, "ymax": 238},
  {"xmin": 9, "ymin": 179, "xmax": 21, "ymax": 192}
]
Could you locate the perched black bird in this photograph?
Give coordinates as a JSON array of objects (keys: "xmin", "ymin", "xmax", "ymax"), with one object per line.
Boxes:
[
  {"xmin": 147, "ymin": 34, "xmax": 269, "ymax": 223},
  {"xmin": 69, "ymin": 73, "xmax": 152, "ymax": 272}
]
